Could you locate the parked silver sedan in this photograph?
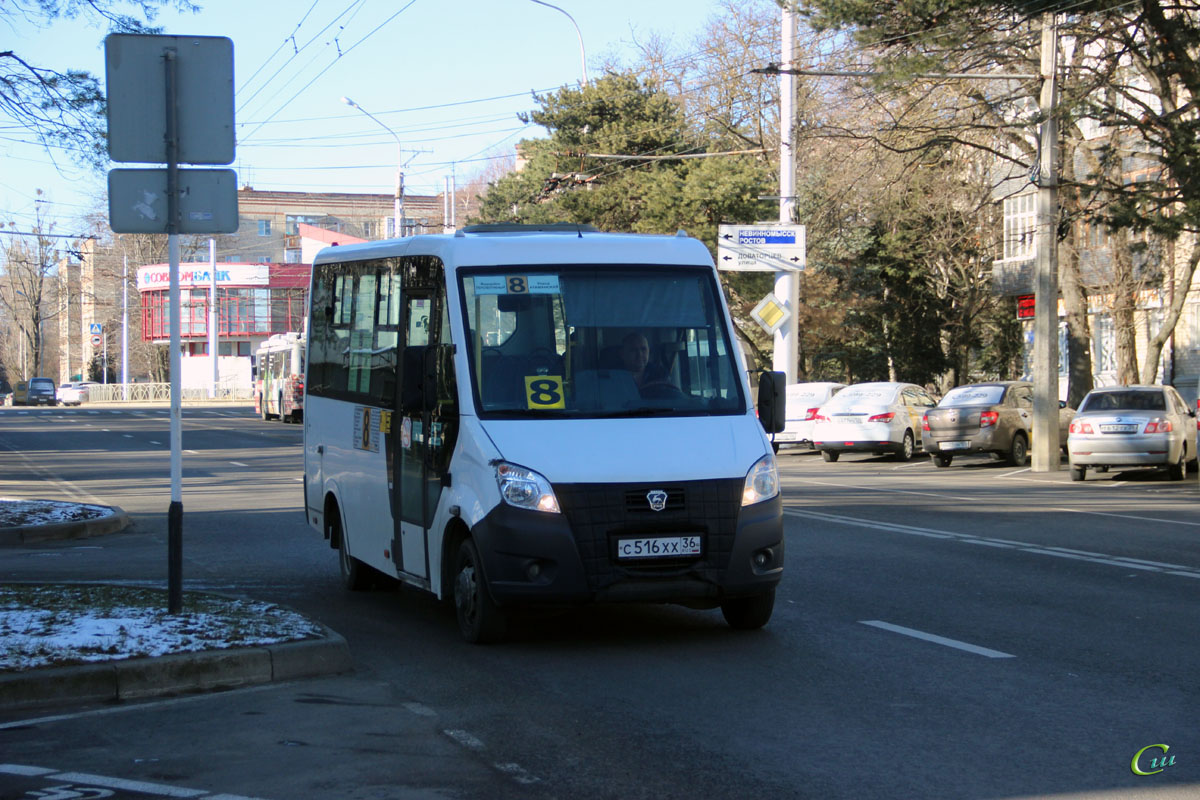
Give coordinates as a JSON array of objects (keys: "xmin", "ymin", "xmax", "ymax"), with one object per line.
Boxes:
[
  {"xmin": 923, "ymin": 381, "xmax": 1072, "ymax": 468},
  {"xmin": 812, "ymin": 381, "xmax": 937, "ymax": 462},
  {"xmin": 1067, "ymin": 384, "xmax": 1197, "ymax": 481}
]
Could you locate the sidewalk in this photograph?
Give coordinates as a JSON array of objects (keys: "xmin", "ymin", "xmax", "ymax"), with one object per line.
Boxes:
[{"xmin": 0, "ymin": 499, "xmax": 351, "ymax": 712}]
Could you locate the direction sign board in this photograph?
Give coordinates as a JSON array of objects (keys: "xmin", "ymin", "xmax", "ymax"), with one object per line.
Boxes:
[
  {"xmin": 108, "ymin": 169, "xmax": 239, "ymax": 234},
  {"xmin": 105, "ymin": 34, "xmax": 235, "ymax": 165},
  {"xmin": 717, "ymin": 224, "xmax": 806, "ymax": 272}
]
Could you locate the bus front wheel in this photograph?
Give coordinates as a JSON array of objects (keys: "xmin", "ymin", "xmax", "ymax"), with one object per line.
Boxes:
[{"xmin": 454, "ymin": 538, "xmax": 507, "ymax": 644}]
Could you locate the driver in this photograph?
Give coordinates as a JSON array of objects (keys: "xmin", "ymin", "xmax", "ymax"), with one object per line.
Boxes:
[{"xmin": 619, "ymin": 332, "xmax": 675, "ymax": 393}]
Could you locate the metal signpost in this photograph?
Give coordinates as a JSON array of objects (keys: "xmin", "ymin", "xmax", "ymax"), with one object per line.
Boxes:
[{"xmin": 105, "ymin": 33, "xmax": 237, "ymax": 613}]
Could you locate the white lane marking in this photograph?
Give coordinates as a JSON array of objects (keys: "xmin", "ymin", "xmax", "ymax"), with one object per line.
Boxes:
[
  {"xmin": 791, "ymin": 476, "xmax": 1199, "ymax": 527},
  {"xmin": 860, "ymin": 620, "xmax": 1016, "ymax": 659},
  {"xmin": 229, "ymin": 461, "xmax": 249, "ymax": 467},
  {"xmin": 403, "ymin": 702, "xmax": 437, "ymax": 717},
  {"xmin": 149, "ymin": 440, "xmax": 162, "ymax": 445},
  {"xmin": 123, "ymin": 434, "xmax": 134, "ymax": 438},
  {"xmin": 0, "ymin": 438, "xmax": 108, "ymax": 506},
  {"xmin": 443, "ymin": 729, "xmax": 485, "ymax": 750},
  {"xmin": 999, "ymin": 467, "xmax": 1031, "ymax": 478},
  {"xmin": 790, "ymin": 508, "xmax": 1200, "ymax": 579},
  {"xmin": 48, "ymin": 771, "xmax": 206, "ymax": 797},
  {"xmin": 494, "ymin": 762, "xmax": 542, "ymax": 784},
  {"xmin": 442, "ymin": 729, "xmax": 543, "ymax": 785},
  {"xmin": 0, "ymin": 765, "xmax": 55, "ymax": 776}
]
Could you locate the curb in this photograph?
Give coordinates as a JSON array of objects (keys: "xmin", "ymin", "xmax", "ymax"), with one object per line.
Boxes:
[
  {"xmin": 0, "ymin": 505, "xmax": 131, "ymax": 546},
  {"xmin": 0, "ymin": 625, "xmax": 352, "ymax": 712}
]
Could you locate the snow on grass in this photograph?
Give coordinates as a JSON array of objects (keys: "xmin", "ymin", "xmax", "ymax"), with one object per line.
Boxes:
[
  {"xmin": 0, "ymin": 498, "xmax": 111, "ymax": 527},
  {"xmin": 1, "ymin": 584, "xmax": 325, "ymax": 672}
]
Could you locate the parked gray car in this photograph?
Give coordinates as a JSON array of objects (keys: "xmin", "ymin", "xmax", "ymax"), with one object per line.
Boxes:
[
  {"xmin": 1067, "ymin": 384, "xmax": 1196, "ymax": 481},
  {"xmin": 923, "ymin": 381, "xmax": 1072, "ymax": 468}
]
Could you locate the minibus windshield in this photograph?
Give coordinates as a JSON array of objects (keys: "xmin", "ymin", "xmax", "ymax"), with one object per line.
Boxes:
[{"xmin": 461, "ymin": 266, "xmax": 746, "ymax": 418}]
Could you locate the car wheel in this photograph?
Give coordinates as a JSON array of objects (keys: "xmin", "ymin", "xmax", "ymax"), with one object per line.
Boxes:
[
  {"xmin": 333, "ymin": 509, "xmax": 370, "ymax": 591},
  {"xmin": 821, "ymin": 450, "xmax": 839, "ymax": 463},
  {"xmin": 721, "ymin": 589, "xmax": 775, "ymax": 630},
  {"xmin": 1069, "ymin": 465, "xmax": 1086, "ymax": 481},
  {"xmin": 932, "ymin": 453, "xmax": 952, "ymax": 468},
  {"xmin": 1007, "ymin": 432, "xmax": 1029, "ymax": 467},
  {"xmin": 894, "ymin": 430, "xmax": 915, "ymax": 461},
  {"xmin": 454, "ymin": 538, "xmax": 507, "ymax": 644},
  {"xmin": 1167, "ymin": 447, "xmax": 1186, "ymax": 481}
]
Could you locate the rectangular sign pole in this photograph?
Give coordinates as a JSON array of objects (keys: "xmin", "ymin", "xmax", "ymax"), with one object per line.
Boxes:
[{"xmin": 165, "ymin": 46, "xmax": 184, "ymax": 614}]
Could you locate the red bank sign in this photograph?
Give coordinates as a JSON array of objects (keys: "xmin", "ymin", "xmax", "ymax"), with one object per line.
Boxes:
[{"xmin": 1016, "ymin": 294, "xmax": 1036, "ymax": 320}]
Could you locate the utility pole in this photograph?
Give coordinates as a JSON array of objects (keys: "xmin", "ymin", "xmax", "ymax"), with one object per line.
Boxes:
[
  {"xmin": 775, "ymin": 3, "xmax": 799, "ymax": 384},
  {"xmin": 1031, "ymin": 13, "xmax": 1060, "ymax": 472}
]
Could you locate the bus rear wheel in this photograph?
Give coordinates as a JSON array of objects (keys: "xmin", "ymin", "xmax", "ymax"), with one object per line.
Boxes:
[
  {"xmin": 454, "ymin": 538, "xmax": 507, "ymax": 644},
  {"xmin": 333, "ymin": 510, "xmax": 370, "ymax": 591}
]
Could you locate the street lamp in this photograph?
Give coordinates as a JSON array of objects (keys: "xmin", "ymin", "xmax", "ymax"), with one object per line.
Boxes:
[
  {"xmin": 527, "ymin": 0, "xmax": 589, "ymax": 87},
  {"xmin": 341, "ymin": 96, "xmax": 404, "ymax": 238}
]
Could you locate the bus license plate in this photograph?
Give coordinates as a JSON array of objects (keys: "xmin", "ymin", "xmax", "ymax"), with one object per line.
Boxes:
[{"xmin": 616, "ymin": 536, "xmax": 701, "ymax": 560}]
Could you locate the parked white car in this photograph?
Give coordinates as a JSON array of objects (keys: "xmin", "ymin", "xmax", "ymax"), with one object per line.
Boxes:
[
  {"xmin": 812, "ymin": 381, "xmax": 938, "ymax": 462},
  {"xmin": 770, "ymin": 382, "xmax": 847, "ymax": 452},
  {"xmin": 57, "ymin": 381, "xmax": 99, "ymax": 406}
]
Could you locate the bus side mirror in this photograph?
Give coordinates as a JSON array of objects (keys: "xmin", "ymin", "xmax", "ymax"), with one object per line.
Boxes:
[{"xmin": 757, "ymin": 371, "xmax": 786, "ymax": 434}]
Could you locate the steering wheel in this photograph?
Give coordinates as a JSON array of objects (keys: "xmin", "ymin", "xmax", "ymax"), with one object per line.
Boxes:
[{"xmin": 640, "ymin": 380, "xmax": 684, "ymax": 399}]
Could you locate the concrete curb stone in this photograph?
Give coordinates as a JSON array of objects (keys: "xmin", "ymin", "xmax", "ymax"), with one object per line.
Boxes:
[
  {"xmin": 0, "ymin": 625, "xmax": 352, "ymax": 712},
  {"xmin": 0, "ymin": 505, "xmax": 132, "ymax": 546}
]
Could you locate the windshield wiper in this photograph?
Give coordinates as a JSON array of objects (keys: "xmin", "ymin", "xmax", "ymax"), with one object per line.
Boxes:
[{"xmin": 594, "ymin": 406, "xmax": 680, "ymax": 418}]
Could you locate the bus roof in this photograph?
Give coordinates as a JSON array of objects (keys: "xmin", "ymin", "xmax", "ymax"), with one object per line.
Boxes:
[{"xmin": 310, "ymin": 227, "xmax": 714, "ymax": 270}]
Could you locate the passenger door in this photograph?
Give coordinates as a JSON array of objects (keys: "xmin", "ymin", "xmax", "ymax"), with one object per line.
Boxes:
[{"xmin": 393, "ymin": 257, "xmax": 457, "ymax": 582}]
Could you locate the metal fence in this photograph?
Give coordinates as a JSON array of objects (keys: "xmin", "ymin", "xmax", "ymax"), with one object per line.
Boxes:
[{"xmin": 86, "ymin": 383, "xmax": 254, "ymax": 402}]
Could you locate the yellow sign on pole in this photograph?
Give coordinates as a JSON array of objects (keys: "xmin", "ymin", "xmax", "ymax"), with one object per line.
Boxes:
[{"xmin": 750, "ymin": 293, "xmax": 790, "ymax": 335}]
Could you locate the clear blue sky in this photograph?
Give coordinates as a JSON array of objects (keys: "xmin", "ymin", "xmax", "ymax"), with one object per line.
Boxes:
[{"xmin": 2, "ymin": 0, "xmax": 760, "ymax": 238}]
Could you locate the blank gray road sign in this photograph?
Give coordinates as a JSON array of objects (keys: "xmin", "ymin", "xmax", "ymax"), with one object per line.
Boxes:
[
  {"xmin": 105, "ymin": 34, "xmax": 235, "ymax": 165},
  {"xmin": 108, "ymin": 169, "xmax": 239, "ymax": 234}
]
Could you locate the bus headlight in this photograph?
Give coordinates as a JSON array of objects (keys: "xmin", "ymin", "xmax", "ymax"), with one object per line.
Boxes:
[
  {"xmin": 742, "ymin": 454, "xmax": 780, "ymax": 506},
  {"xmin": 495, "ymin": 461, "xmax": 561, "ymax": 514}
]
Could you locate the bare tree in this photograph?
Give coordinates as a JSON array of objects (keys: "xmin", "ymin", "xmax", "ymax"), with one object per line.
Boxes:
[{"xmin": 0, "ymin": 197, "xmax": 77, "ymax": 379}]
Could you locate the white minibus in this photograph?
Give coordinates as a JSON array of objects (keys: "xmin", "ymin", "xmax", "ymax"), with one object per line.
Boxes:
[{"xmin": 303, "ymin": 224, "xmax": 786, "ymax": 642}]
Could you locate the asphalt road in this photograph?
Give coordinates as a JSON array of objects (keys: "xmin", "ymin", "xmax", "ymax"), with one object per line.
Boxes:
[{"xmin": 0, "ymin": 404, "xmax": 1197, "ymax": 800}]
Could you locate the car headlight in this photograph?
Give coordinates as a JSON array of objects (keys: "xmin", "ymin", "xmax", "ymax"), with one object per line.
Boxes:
[
  {"xmin": 494, "ymin": 461, "xmax": 560, "ymax": 513},
  {"xmin": 742, "ymin": 453, "xmax": 780, "ymax": 506}
]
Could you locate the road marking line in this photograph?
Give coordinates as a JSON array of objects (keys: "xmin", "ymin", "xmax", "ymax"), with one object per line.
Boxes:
[
  {"xmin": 860, "ymin": 620, "xmax": 1015, "ymax": 659},
  {"xmin": 443, "ymin": 729, "xmax": 485, "ymax": 750},
  {"xmin": 999, "ymin": 467, "xmax": 1031, "ymax": 478},
  {"xmin": 49, "ymin": 771, "xmax": 206, "ymax": 797},
  {"xmin": 790, "ymin": 476, "xmax": 1198, "ymax": 526},
  {"xmin": 0, "ymin": 765, "xmax": 55, "ymax": 776},
  {"xmin": 790, "ymin": 508, "xmax": 1200, "ymax": 578},
  {"xmin": 229, "ymin": 461, "xmax": 249, "ymax": 467}
]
